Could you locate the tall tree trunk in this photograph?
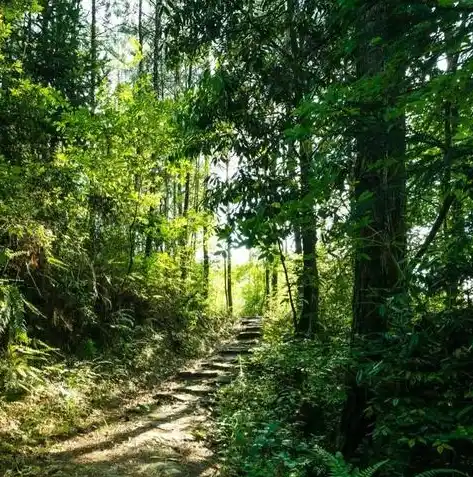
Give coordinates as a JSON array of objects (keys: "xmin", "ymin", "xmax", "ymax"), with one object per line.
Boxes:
[
  {"xmin": 127, "ymin": 174, "xmax": 142, "ymax": 274},
  {"xmin": 173, "ymin": 179, "xmax": 177, "ymax": 218},
  {"xmin": 153, "ymin": 0, "xmax": 162, "ymax": 93},
  {"xmin": 224, "ymin": 255, "xmax": 228, "ymax": 310},
  {"xmin": 226, "ymin": 159, "xmax": 233, "ymax": 314},
  {"xmin": 90, "ymin": 0, "xmax": 97, "ymax": 110},
  {"xmin": 161, "ymin": 159, "xmax": 169, "ymax": 252},
  {"xmin": 178, "ymin": 180, "xmax": 184, "ymax": 217},
  {"xmin": 265, "ymin": 265, "xmax": 271, "ymax": 301},
  {"xmin": 86, "ymin": 0, "xmax": 98, "ymax": 260},
  {"xmin": 181, "ymin": 170, "xmax": 191, "ymax": 280},
  {"xmin": 442, "ymin": 46, "xmax": 460, "ymax": 307},
  {"xmin": 203, "ymin": 224, "xmax": 210, "ymax": 298},
  {"xmin": 286, "ymin": 0, "xmax": 319, "ymax": 336},
  {"xmin": 145, "ymin": 186, "xmax": 155, "ymax": 258},
  {"xmin": 183, "ymin": 173, "xmax": 191, "ymax": 218},
  {"xmin": 191, "ymin": 155, "xmax": 200, "ymax": 256},
  {"xmin": 340, "ymin": 2, "xmax": 406, "ymax": 459},
  {"xmin": 202, "ymin": 156, "xmax": 210, "ymax": 299},
  {"xmin": 145, "ymin": 230, "xmax": 153, "ymax": 257},
  {"xmin": 297, "ymin": 141, "xmax": 319, "ymax": 336},
  {"xmin": 294, "ymin": 224, "xmax": 303, "ymax": 306},
  {"xmin": 227, "ymin": 236, "xmax": 233, "ymax": 314},
  {"xmin": 138, "ymin": 0, "xmax": 143, "ymax": 75},
  {"xmin": 271, "ymin": 260, "xmax": 278, "ymax": 296},
  {"xmin": 278, "ymin": 239, "xmax": 298, "ymax": 329}
]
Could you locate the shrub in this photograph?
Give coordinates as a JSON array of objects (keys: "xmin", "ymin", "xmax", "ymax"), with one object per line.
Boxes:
[{"xmin": 217, "ymin": 338, "xmax": 348, "ymax": 477}]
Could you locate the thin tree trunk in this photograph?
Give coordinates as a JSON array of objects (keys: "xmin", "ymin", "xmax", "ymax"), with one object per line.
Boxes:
[
  {"xmin": 191, "ymin": 156, "xmax": 200, "ymax": 256},
  {"xmin": 173, "ymin": 179, "xmax": 177, "ymax": 218},
  {"xmin": 442, "ymin": 45, "xmax": 460, "ymax": 307},
  {"xmin": 145, "ymin": 186, "xmax": 155, "ymax": 258},
  {"xmin": 90, "ymin": 0, "xmax": 97, "ymax": 110},
  {"xmin": 294, "ymin": 224, "xmax": 303, "ymax": 306},
  {"xmin": 265, "ymin": 265, "xmax": 271, "ymax": 301},
  {"xmin": 88, "ymin": 0, "xmax": 98, "ymax": 259},
  {"xmin": 181, "ymin": 171, "xmax": 191, "ymax": 280},
  {"xmin": 153, "ymin": 1, "xmax": 162, "ymax": 93},
  {"xmin": 202, "ymin": 157, "xmax": 210, "ymax": 299},
  {"xmin": 286, "ymin": 0, "xmax": 318, "ymax": 336},
  {"xmin": 183, "ymin": 172, "xmax": 191, "ymax": 220},
  {"xmin": 164, "ymin": 164, "xmax": 169, "ymax": 220},
  {"xmin": 203, "ymin": 225, "xmax": 210, "ymax": 298},
  {"xmin": 163, "ymin": 160, "xmax": 169, "ymax": 252},
  {"xmin": 127, "ymin": 174, "xmax": 142, "ymax": 274},
  {"xmin": 138, "ymin": 0, "xmax": 143, "ymax": 75},
  {"xmin": 227, "ymin": 236, "xmax": 233, "ymax": 314},
  {"xmin": 294, "ymin": 227, "xmax": 302, "ymax": 255},
  {"xmin": 223, "ymin": 255, "xmax": 228, "ymax": 310},
  {"xmin": 178, "ymin": 182, "xmax": 184, "ymax": 217},
  {"xmin": 226, "ymin": 159, "xmax": 233, "ymax": 314},
  {"xmin": 297, "ymin": 140, "xmax": 319, "ymax": 336},
  {"xmin": 145, "ymin": 231, "xmax": 153, "ymax": 257},
  {"xmin": 278, "ymin": 239, "xmax": 297, "ymax": 330},
  {"xmin": 271, "ymin": 260, "xmax": 278, "ymax": 296}
]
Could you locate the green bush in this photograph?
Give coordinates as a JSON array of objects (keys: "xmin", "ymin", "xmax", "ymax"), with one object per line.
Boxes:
[
  {"xmin": 217, "ymin": 338, "xmax": 348, "ymax": 477},
  {"xmin": 354, "ymin": 304, "xmax": 473, "ymax": 476}
]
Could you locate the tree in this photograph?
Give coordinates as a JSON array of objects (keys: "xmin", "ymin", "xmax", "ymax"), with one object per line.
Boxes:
[
  {"xmin": 166, "ymin": 0, "xmax": 339, "ymax": 334},
  {"xmin": 339, "ymin": 0, "xmax": 407, "ymax": 458}
]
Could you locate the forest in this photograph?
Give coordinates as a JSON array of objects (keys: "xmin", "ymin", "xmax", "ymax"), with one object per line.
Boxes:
[{"xmin": 1, "ymin": 0, "xmax": 473, "ymax": 476}]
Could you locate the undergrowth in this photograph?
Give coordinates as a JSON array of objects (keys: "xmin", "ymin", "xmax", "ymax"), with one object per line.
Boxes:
[
  {"xmin": 216, "ymin": 302, "xmax": 473, "ymax": 477},
  {"xmin": 216, "ymin": 334, "xmax": 348, "ymax": 477},
  {"xmin": 0, "ymin": 312, "xmax": 232, "ymax": 471}
]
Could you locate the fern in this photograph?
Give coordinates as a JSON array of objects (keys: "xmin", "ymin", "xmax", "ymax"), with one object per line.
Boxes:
[
  {"xmin": 312, "ymin": 447, "xmax": 469, "ymax": 477},
  {"xmin": 314, "ymin": 446, "xmax": 352, "ymax": 477},
  {"xmin": 414, "ymin": 470, "xmax": 468, "ymax": 477},
  {"xmin": 0, "ymin": 283, "xmax": 25, "ymax": 337},
  {"xmin": 314, "ymin": 445, "xmax": 387, "ymax": 477},
  {"xmin": 356, "ymin": 460, "xmax": 389, "ymax": 477}
]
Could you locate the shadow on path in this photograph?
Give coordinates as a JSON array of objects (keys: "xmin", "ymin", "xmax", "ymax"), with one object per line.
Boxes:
[{"xmin": 4, "ymin": 317, "xmax": 262, "ymax": 477}]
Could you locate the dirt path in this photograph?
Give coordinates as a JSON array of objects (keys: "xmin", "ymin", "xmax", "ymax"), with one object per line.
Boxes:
[{"xmin": 36, "ymin": 317, "xmax": 262, "ymax": 477}]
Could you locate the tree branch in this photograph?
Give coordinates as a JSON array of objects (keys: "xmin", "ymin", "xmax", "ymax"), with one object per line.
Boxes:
[{"xmin": 412, "ymin": 193, "xmax": 456, "ymax": 264}]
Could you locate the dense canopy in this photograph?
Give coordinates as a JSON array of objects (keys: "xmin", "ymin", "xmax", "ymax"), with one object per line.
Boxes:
[{"xmin": 1, "ymin": 1, "xmax": 473, "ymax": 476}]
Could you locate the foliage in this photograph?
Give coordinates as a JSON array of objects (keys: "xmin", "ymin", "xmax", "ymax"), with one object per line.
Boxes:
[
  {"xmin": 2, "ymin": 0, "xmax": 473, "ymax": 476},
  {"xmin": 353, "ymin": 300, "xmax": 473, "ymax": 475},
  {"xmin": 312, "ymin": 447, "xmax": 467, "ymax": 477},
  {"xmin": 217, "ymin": 338, "xmax": 348, "ymax": 477},
  {"xmin": 171, "ymin": 0, "xmax": 473, "ymax": 475},
  {"xmin": 0, "ymin": 0, "xmax": 235, "ymax": 468},
  {"xmin": 313, "ymin": 446, "xmax": 388, "ymax": 477}
]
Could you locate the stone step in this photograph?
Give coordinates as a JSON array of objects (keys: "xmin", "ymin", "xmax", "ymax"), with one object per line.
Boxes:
[
  {"xmin": 240, "ymin": 324, "xmax": 262, "ymax": 332},
  {"xmin": 239, "ymin": 325, "xmax": 261, "ymax": 331},
  {"xmin": 177, "ymin": 370, "xmax": 220, "ymax": 381},
  {"xmin": 241, "ymin": 317, "xmax": 262, "ymax": 324},
  {"xmin": 224, "ymin": 341, "xmax": 257, "ymax": 349},
  {"xmin": 153, "ymin": 392, "xmax": 199, "ymax": 404},
  {"xmin": 219, "ymin": 347, "xmax": 254, "ymax": 355},
  {"xmin": 175, "ymin": 386, "xmax": 214, "ymax": 396},
  {"xmin": 214, "ymin": 353, "xmax": 243, "ymax": 363},
  {"xmin": 237, "ymin": 331, "xmax": 261, "ymax": 340},
  {"xmin": 231, "ymin": 340, "xmax": 259, "ymax": 348},
  {"xmin": 204, "ymin": 361, "xmax": 238, "ymax": 371}
]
